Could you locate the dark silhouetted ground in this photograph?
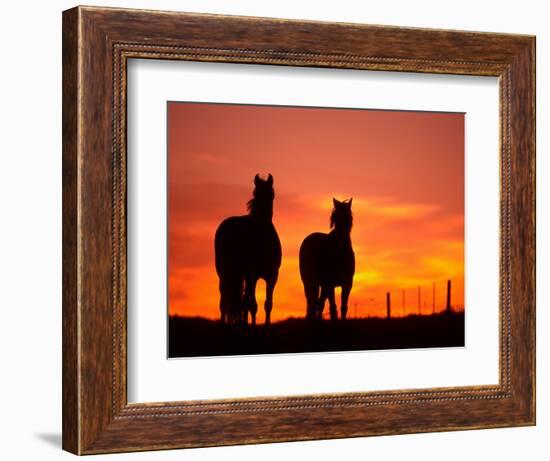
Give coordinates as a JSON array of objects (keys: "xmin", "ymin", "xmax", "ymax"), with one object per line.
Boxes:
[{"xmin": 168, "ymin": 311, "xmax": 464, "ymax": 358}]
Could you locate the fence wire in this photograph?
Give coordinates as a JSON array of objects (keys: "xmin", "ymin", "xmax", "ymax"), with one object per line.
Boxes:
[{"xmin": 341, "ymin": 277, "xmax": 464, "ymax": 319}]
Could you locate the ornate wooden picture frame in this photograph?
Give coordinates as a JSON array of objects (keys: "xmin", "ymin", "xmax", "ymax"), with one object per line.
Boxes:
[{"xmin": 62, "ymin": 5, "xmax": 535, "ymax": 455}]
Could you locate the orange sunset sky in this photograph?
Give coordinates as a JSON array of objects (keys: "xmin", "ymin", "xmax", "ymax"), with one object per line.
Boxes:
[{"xmin": 168, "ymin": 102, "xmax": 465, "ymax": 321}]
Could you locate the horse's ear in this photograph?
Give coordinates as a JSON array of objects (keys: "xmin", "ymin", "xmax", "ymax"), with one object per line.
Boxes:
[
  {"xmin": 333, "ymin": 197, "xmax": 341, "ymax": 207},
  {"xmin": 267, "ymin": 174, "xmax": 273, "ymax": 185},
  {"xmin": 254, "ymin": 174, "xmax": 260, "ymax": 186},
  {"xmin": 347, "ymin": 198, "xmax": 353, "ymax": 208}
]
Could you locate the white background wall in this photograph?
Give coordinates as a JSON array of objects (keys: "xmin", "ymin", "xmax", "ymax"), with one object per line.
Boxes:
[{"xmin": 0, "ymin": 1, "xmax": 546, "ymax": 459}]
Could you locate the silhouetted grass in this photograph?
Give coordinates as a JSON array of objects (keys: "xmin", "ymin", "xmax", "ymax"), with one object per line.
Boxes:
[{"xmin": 168, "ymin": 311, "xmax": 464, "ymax": 358}]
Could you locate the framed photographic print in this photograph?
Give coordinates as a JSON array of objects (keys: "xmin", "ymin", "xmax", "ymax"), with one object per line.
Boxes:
[
  {"xmin": 62, "ymin": 5, "xmax": 535, "ymax": 455},
  {"xmin": 165, "ymin": 101, "xmax": 465, "ymax": 359}
]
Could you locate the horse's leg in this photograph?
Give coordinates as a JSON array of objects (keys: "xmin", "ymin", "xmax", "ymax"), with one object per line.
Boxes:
[
  {"xmin": 318, "ymin": 285, "xmax": 329, "ymax": 320},
  {"xmin": 304, "ymin": 282, "xmax": 318, "ymax": 320},
  {"xmin": 341, "ymin": 281, "xmax": 352, "ymax": 320},
  {"xmin": 327, "ymin": 286, "xmax": 338, "ymax": 321},
  {"xmin": 219, "ymin": 298, "xmax": 226, "ymax": 325},
  {"xmin": 243, "ymin": 276, "xmax": 258, "ymax": 326},
  {"xmin": 226, "ymin": 276, "xmax": 243, "ymax": 325},
  {"xmin": 218, "ymin": 278, "xmax": 227, "ymax": 324},
  {"xmin": 264, "ymin": 273, "xmax": 278, "ymax": 326},
  {"xmin": 242, "ymin": 278, "xmax": 250, "ymax": 326}
]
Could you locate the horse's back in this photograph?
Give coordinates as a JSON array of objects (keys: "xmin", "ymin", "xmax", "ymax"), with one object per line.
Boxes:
[
  {"xmin": 262, "ymin": 224, "xmax": 282, "ymax": 275},
  {"xmin": 215, "ymin": 215, "xmax": 281, "ymax": 279},
  {"xmin": 299, "ymin": 232, "xmax": 355, "ymax": 287},
  {"xmin": 299, "ymin": 232, "xmax": 328, "ymax": 284},
  {"xmin": 328, "ymin": 233, "xmax": 355, "ymax": 286},
  {"xmin": 214, "ymin": 215, "xmax": 249, "ymax": 276}
]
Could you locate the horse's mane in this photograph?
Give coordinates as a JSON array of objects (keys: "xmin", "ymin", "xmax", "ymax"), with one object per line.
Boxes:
[
  {"xmin": 330, "ymin": 204, "xmax": 353, "ymax": 230},
  {"xmin": 247, "ymin": 176, "xmax": 274, "ymax": 217},
  {"xmin": 246, "ymin": 197, "xmax": 259, "ymax": 214}
]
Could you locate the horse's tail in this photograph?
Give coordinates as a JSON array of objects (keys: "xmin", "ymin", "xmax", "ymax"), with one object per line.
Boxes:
[
  {"xmin": 303, "ymin": 281, "xmax": 319, "ymax": 320},
  {"xmin": 299, "ymin": 234, "xmax": 324, "ymax": 319},
  {"xmin": 214, "ymin": 217, "xmax": 244, "ymax": 324},
  {"xmin": 214, "ymin": 220, "xmax": 227, "ymax": 277}
]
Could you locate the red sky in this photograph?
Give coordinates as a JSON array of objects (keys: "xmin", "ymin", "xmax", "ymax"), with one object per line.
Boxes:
[{"xmin": 168, "ymin": 102, "xmax": 464, "ymax": 321}]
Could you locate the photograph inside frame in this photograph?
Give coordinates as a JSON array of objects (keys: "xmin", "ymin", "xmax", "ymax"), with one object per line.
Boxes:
[{"xmin": 167, "ymin": 101, "xmax": 465, "ymax": 358}]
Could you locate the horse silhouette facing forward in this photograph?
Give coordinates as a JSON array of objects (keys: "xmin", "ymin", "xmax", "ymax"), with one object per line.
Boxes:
[
  {"xmin": 215, "ymin": 174, "xmax": 282, "ymax": 326},
  {"xmin": 299, "ymin": 198, "xmax": 355, "ymax": 321}
]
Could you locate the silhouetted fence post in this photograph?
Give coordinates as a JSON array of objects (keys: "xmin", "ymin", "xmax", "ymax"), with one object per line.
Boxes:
[
  {"xmin": 446, "ymin": 279, "xmax": 452, "ymax": 313},
  {"xmin": 378, "ymin": 278, "xmax": 460, "ymax": 318}
]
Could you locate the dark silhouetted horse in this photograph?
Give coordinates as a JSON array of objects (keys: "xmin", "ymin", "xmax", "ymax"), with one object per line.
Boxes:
[
  {"xmin": 215, "ymin": 174, "xmax": 282, "ymax": 326},
  {"xmin": 299, "ymin": 198, "xmax": 355, "ymax": 321}
]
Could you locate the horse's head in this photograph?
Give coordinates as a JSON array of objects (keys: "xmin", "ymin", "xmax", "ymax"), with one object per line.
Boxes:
[
  {"xmin": 247, "ymin": 174, "xmax": 275, "ymax": 218},
  {"xmin": 330, "ymin": 197, "xmax": 353, "ymax": 233}
]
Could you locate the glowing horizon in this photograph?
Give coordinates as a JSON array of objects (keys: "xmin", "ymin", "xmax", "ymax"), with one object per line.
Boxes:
[{"xmin": 168, "ymin": 102, "xmax": 464, "ymax": 321}]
